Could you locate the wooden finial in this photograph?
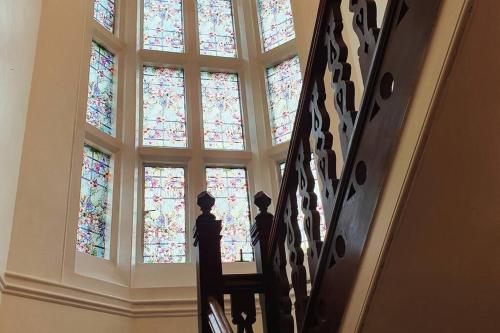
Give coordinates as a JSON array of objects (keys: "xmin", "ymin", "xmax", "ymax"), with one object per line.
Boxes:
[
  {"xmin": 254, "ymin": 191, "xmax": 271, "ymax": 214},
  {"xmin": 197, "ymin": 191, "xmax": 215, "ymax": 215}
]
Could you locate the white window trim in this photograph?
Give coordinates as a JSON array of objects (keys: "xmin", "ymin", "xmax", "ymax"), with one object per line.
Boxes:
[{"xmin": 64, "ymin": 0, "xmax": 303, "ymax": 291}]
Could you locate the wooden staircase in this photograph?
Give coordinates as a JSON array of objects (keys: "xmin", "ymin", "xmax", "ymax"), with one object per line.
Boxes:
[{"xmin": 193, "ymin": 0, "xmax": 442, "ymax": 332}]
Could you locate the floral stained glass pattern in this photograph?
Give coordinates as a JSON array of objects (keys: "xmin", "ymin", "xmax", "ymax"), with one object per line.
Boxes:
[
  {"xmin": 279, "ymin": 159, "xmax": 327, "ymax": 251},
  {"xmin": 143, "ymin": 166, "xmax": 186, "ymax": 263},
  {"xmin": 206, "ymin": 168, "xmax": 252, "ymax": 262},
  {"xmin": 144, "ymin": 0, "xmax": 184, "ymax": 52},
  {"xmin": 197, "ymin": 0, "xmax": 237, "ymax": 57},
  {"xmin": 77, "ymin": 145, "xmax": 112, "ymax": 259},
  {"xmin": 87, "ymin": 42, "xmax": 115, "ymax": 135},
  {"xmin": 266, "ymin": 56, "xmax": 303, "ymax": 145},
  {"xmin": 257, "ymin": 0, "xmax": 296, "ymax": 52},
  {"xmin": 93, "ymin": 0, "xmax": 115, "ymax": 33},
  {"xmin": 143, "ymin": 66, "xmax": 187, "ymax": 147},
  {"xmin": 201, "ymin": 72, "xmax": 244, "ymax": 150}
]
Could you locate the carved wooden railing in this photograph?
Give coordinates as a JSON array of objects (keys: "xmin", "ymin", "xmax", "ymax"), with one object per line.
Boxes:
[
  {"xmin": 194, "ymin": 192, "xmax": 264, "ymax": 333},
  {"xmin": 195, "ymin": 0, "xmax": 443, "ymax": 332}
]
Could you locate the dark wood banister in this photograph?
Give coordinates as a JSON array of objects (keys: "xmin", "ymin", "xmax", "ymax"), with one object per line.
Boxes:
[
  {"xmin": 207, "ymin": 297, "xmax": 234, "ymax": 333},
  {"xmin": 195, "ymin": 0, "xmax": 444, "ymax": 331},
  {"xmin": 267, "ymin": 0, "xmax": 331, "ymax": 261}
]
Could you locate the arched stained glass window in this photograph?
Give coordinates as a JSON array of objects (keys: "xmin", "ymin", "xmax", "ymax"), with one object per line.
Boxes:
[
  {"xmin": 257, "ymin": 0, "xmax": 296, "ymax": 51},
  {"xmin": 197, "ymin": 0, "xmax": 237, "ymax": 57}
]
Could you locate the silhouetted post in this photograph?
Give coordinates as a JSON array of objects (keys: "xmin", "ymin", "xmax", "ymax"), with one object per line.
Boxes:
[
  {"xmin": 251, "ymin": 192, "xmax": 274, "ymax": 333},
  {"xmin": 194, "ymin": 191, "xmax": 223, "ymax": 333}
]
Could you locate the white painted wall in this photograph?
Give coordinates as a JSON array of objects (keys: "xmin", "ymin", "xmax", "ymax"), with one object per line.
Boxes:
[{"xmin": 0, "ymin": 0, "xmax": 42, "ymax": 278}]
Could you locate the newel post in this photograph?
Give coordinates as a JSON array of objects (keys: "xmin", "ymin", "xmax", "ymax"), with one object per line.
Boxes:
[
  {"xmin": 251, "ymin": 192, "xmax": 274, "ymax": 333},
  {"xmin": 194, "ymin": 191, "xmax": 224, "ymax": 333}
]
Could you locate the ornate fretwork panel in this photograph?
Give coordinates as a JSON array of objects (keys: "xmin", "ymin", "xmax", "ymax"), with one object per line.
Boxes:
[
  {"xmin": 350, "ymin": 0, "xmax": 380, "ymax": 82},
  {"xmin": 296, "ymin": 140, "xmax": 323, "ymax": 280},
  {"xmin": 324, "ymin": 6, "xmax": 358, "ymax": 156}
]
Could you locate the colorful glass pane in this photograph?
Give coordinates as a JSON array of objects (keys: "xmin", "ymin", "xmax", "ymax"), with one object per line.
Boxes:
[
  {"xmin": 144, "ymin": 0, "xmax": 184, "ymax": 52},
  {"xmin": 257, "ymin": 0, "xmax": 296, "ymax": 52},
  {"xmin": 142, "ymin": 66, "xmax": 187, "ymax": 147},
  {"xmin": 93, "ymin": 0, "xmax": 115, "ymax": 33},
  {"xmin": 143, "ymin": 166, "xmax": 186, "ymax": 263},
  {"xmin": 87, "ymin": 42, "xmax": 115, "ymax": 135},
  {"xmin": 279, "ymin": 159, "xmax": 327, "ymax": 251},
  {"xmin": 201, "ymin": 72, "xmax": 244, "ymax": 150},
  {"xmin": 197, "ymin": 0, "xmax": 237, "ymax": 57},
  {"xmin": 266, "ymin": 56, "xmax": 303, "ymax": 145},
  {"xmin": 77, "ymin": 145, "xmax": 112, "ymax": 258},
  {"xmin": 206, "ymin": 168, "xmax": 252, "ymax": 262}
]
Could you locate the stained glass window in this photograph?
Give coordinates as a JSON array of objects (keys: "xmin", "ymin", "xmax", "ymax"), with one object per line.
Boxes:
[
  {"xmin": 279, "ymin": 160, "xmax": 327, "ymax": 250},
  {"xmin": 77, "ymin": 145, "xmax": 112, "ymax": 259},
  {"xmin": 201, "ymin": 72, "xmax": 244, "ymax": 150},
  {"xmin": 266, "ymin": 56, "xmax": 303, "ymax": 145},
  {"xmin": 257, "ymin": 0, "xmax": 296, "ymax": 52},
  {"xmin": 87, "ymin": 42, "xmax": 115, "ymax": 136},
  {"xmin": 93, "ymin": 0, "xmax": 115, "ymax": 33},
  {"xmin": 142, "ymin": 66, "xmax": 187, "ymax": 147},
  {"xmin": 206, "ymin": 168, "xmax": 252, "ymax": 262},
  {"xmin": 144, "ymin": 0, "xmax": 184, "ymax": 53},
  {"xmin": 143, "ymin": 166, "xmax": 186, "ymax": 263},
  {"xmin": 197, "ymin": 0, "xmax": 237, "ymax": 57}
]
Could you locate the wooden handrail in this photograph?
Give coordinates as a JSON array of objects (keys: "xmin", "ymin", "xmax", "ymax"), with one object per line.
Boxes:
[
  {"xmin": 207, "ymin": 297, "xmax": 234, "ymax": 333},
  {"xmin": 196, "ymin": 0, "xmax": 444, "ymax": 332}
]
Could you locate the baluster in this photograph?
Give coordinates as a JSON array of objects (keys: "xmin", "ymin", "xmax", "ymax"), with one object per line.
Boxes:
[
  {"xmin": 283, "ymin": 167, "xmax": 308, "ymax": 328},
  {"xmin": 350, "ymin": 0, "xmax": 380, "ymax": 82},
  {"xmin": 311, "ymin": 78, "xmax": 339, "ymax": 226},
  {"xmin": 230, "ymin": 292, "xmax": 256, "ymax": 333},
  {"xmin": 194, "ymin": 191, "xmax": 224, "ymax": 333},
  {"xmin": 273, "ymin": 233, "xmax": 294, "ymax": 333},
  {"xmin": 325, "ymin": 3, "xmax": 358, "ymax": 156},
  {"xmin": 296, "ymin": 139, "xmax": 322, "ymax": 280},
  {"xmin": 251, "ymin": 192, "xmax": 293, "ymax": 333}
]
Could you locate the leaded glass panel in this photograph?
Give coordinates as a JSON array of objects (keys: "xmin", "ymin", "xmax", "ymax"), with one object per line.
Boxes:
[
  {"xmin": 144, "ymin": 0, "xmax": 184, "ymax": 52},
  {"xmin": 87, "ymin": 42, "xmax": 115, "ymax": 135},
  {"xmin": 93, "ymin": 0, "xmax": 115, "ymax": 33},
  {"xmin": 266, "ymin": 56, "xmax": 303, "ymax": 145},
  {"xmin": 142, "ymin": 66, "xmax": 187, "ymax": 147},
  {"xmin": 201, "ymin": 72, "xmax": 244, "ymax": 150},
  {"xmin": 77, "ymin": 145, "xmax": 112, "ymax": 258},
  {"xmin": 206, "ymin": 168, "xmax": 252, "ymax": 262},
  {"xmin": 257, "ymin": 0, "xmax": 296, "ymax": 52},
  {"xmin": 143, "ymin": 166, "xmax": 186, "ymax": 263},
  {"xmin": 197, "ymin": 0, "xmax": 237, "ymax": 57}
]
